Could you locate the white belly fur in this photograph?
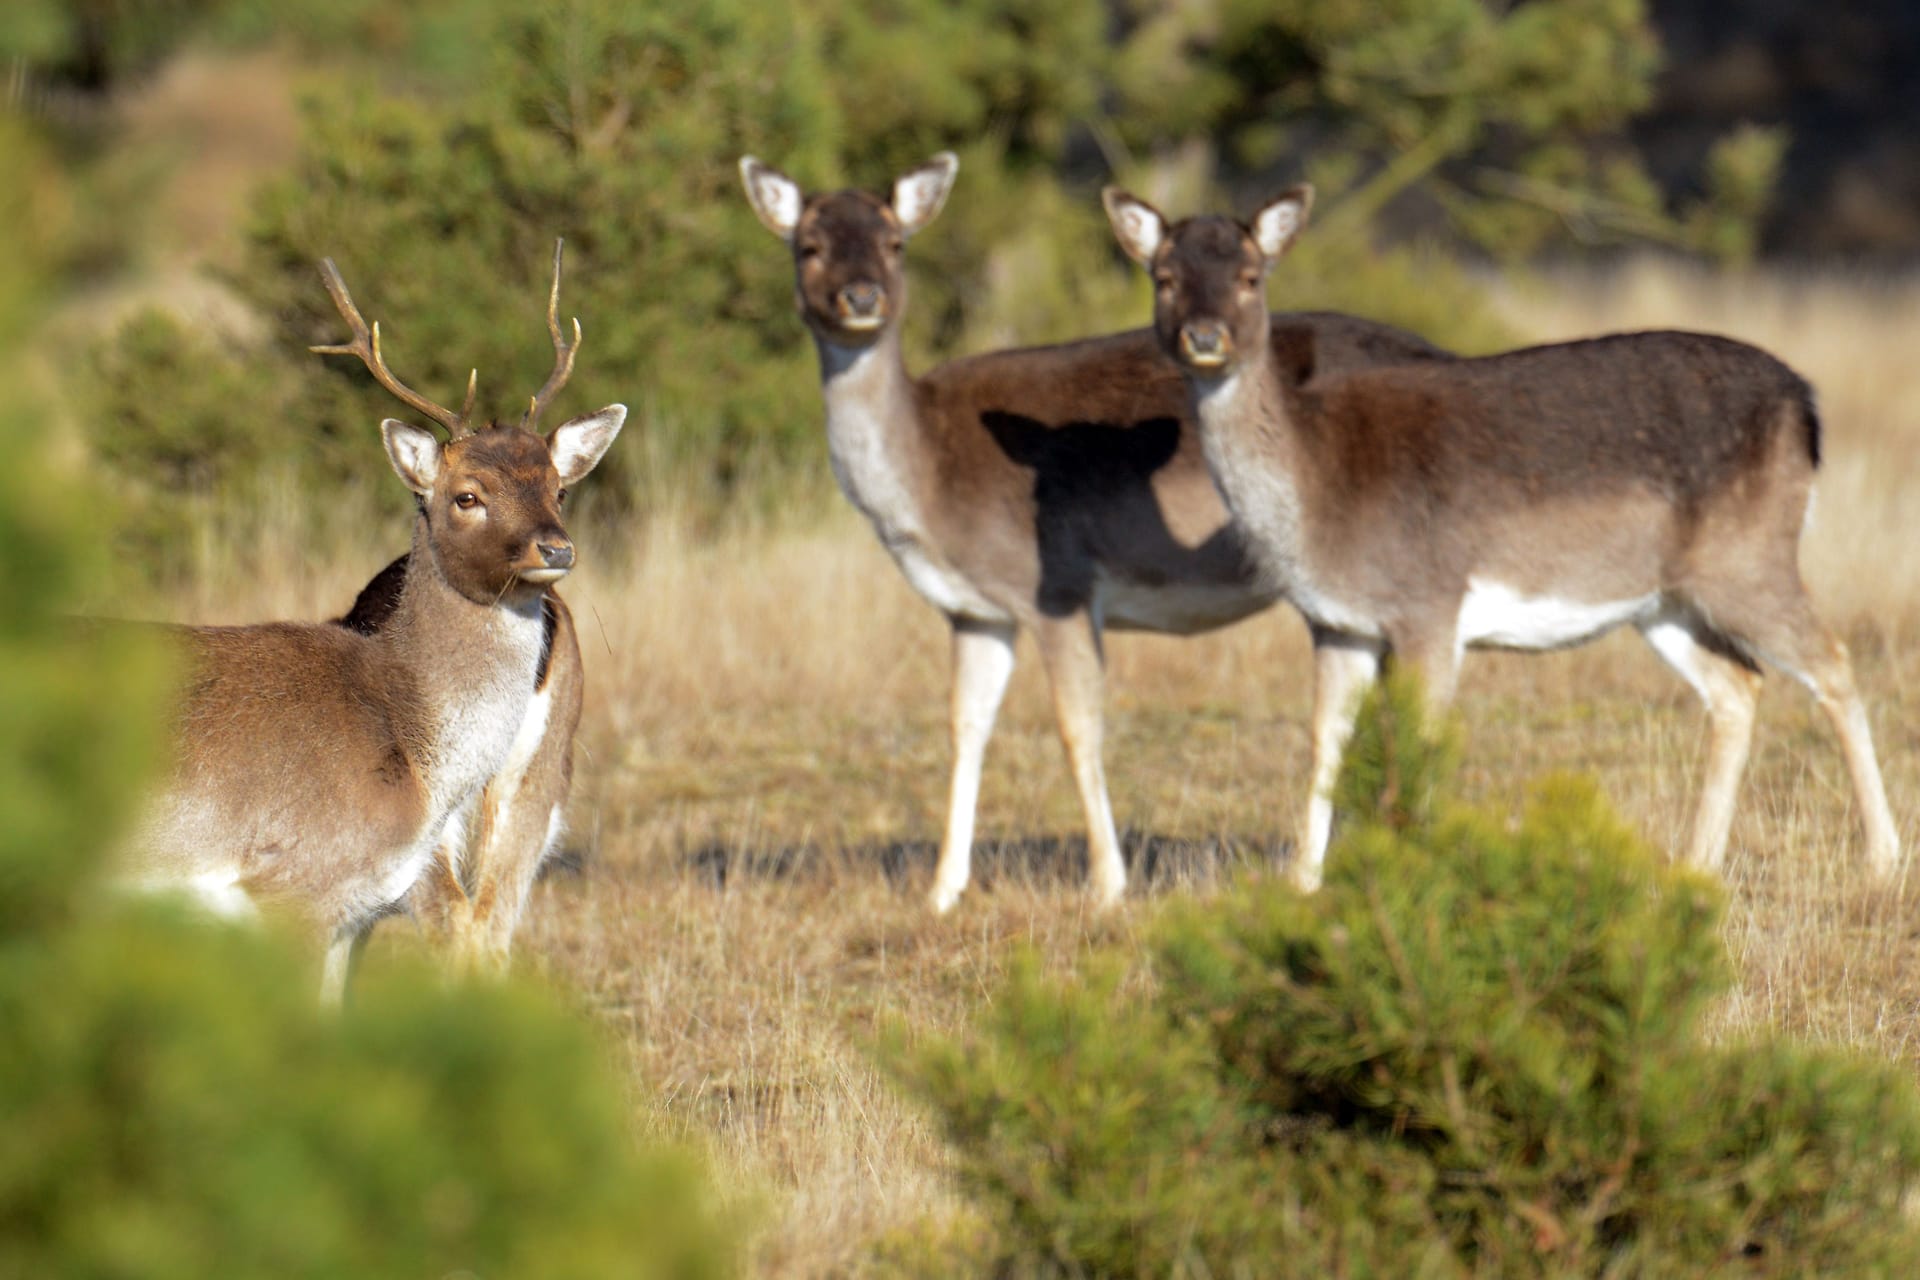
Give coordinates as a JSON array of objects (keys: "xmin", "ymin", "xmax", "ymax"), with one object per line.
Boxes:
[
  {"xmin": 823, "ymin": 346, "xmax": 1013, "ymax": 624},
  {"xmin": 1456, "ymin": 579, "xmax": 1657, "ymax": 653}
]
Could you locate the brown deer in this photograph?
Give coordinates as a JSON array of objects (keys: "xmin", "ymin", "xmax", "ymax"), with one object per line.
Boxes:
[
  {"xmin": 740, "ymin": 152, "xmax": 1451, "ymax": 910},
  {"xmin": 126, "ymin": 242, "xmax": 623, "ymax": 1001},
  {"xmin": 335, "ymin": 553, "xmax": 583, "ymax": 976},
  {"xmin": 1104, "ymin": 184, "xmax": 1901, "ymax": 890}
]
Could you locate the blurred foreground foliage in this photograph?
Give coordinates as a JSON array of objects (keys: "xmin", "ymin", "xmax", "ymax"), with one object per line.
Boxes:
[
  {"xmin": 883, "ymin": 674, "xmax": 1920, "ymax": 1276},
  {"xmin": 10, "ymin": 0, "xmax": 1781, "ymax": 556},
  {"xmin": 0, "ymin": 121, "xmax": 737, "ymax": 1280}
]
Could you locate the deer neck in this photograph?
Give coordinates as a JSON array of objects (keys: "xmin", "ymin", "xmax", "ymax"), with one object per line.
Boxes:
[
  {"xmin": 815, "ymin": 326, "xmax": 932, "ymax": 542},
  {"xmin": 382, "ymin": 515, "xmax": 548, "ymax": 814},
  {"xmin": 1188, "ymin": 326, "xmax": 1316, "ymax": 592}
]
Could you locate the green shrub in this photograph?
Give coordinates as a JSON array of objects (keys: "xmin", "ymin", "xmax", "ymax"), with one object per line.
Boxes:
[
  {"xmin": 884, "ymin": 676, "xmax": 1920, "ymax": 1276},
  {"xmin": 230, "ymin": 0, "xmax": 843, "ymax": 506},
  {"xmin": 2, "ymin": 120, "xmax": 738, "ymax": 1280},
  {"xmin": 0, "ymin": 119, "xmax": 170, "ymax": 938},
  {"xmin": 0, "ymin": 916, "xmax": 735, "ymax": 1280}
]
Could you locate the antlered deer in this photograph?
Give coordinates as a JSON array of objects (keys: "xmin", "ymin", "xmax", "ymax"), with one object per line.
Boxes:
[
  {"xmin": 740, "ymin": 152, "xmax": 1451, "ymax": 911},
  {"xmin": 1104, "ymin": 184, "xmax": 1901, "ymax": 890},
  {"xmin": 127, "ymin": 242, "xmax": 623, "ymax": 1001},
  {"xmin": 335, "ymin": 552, "xmax": 583, "ymax": 976}
]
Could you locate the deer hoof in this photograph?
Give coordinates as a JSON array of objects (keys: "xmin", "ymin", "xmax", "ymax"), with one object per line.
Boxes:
[{"xmin": 928, "ymin": 881, "xmax": 965, "ymax": 914}]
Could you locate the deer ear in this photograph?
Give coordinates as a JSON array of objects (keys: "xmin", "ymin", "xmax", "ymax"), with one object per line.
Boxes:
[
  {"xmin": 739, "ymin": 157, "xmax": 805, "ymax": 241},
  {"xmin": 1251, "ymin": 185, "xmax": 1313, "ymax": 262},
  {"xmin": 548, "ymin": 404, "xmax": 627, "ymax": 486},
  {"xmin": 382, "ymin": 419, "xmax": 441, "ymax": 495},
  {"xmin": 892, "ymin": 152, "xmax": 958, "ymax": 236},
  {"xmin": 1102, "ymin": 188, "xmax": 1167, "ymax": 267}
]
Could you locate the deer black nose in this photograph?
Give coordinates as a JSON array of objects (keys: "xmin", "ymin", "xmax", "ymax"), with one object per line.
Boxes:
[
  {"xmin": 1179, "ymin": 321, "xmax": 1232, "ymax": 365},
  {"xmin": 839, "ymin": 282, "xmax": 883, "ymax": 317},
  {"xmin": 538, "ymin": 542, "xmax": 574, "ymax": 570}
]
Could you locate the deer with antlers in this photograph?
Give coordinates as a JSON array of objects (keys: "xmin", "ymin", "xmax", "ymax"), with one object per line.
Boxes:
[
  {"xmin": 126, "ymin": 241, "xmax": 623, "ymax": 1001},
  {"xmin": 332, "ymin": 545, "xmax": 583, "ymax": 978}
]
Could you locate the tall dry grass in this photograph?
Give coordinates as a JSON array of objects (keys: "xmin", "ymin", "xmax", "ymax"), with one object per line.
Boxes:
[{"xmin": 127, "ymin": 259, "xmax": 1920, "ymax": 1275}]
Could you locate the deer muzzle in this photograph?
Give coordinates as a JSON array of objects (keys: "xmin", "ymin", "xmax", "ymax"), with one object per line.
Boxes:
[
  {"xmin": 836, "ymin": 282, "xmax": 887, "ymax": 330},
  {"xmin": 517, "ymin": 541, "xmax": 575, "ymax": 584},
  {"xmin": 1178, "ymin": 322, "xmax": 1233, "ymax": 369}
]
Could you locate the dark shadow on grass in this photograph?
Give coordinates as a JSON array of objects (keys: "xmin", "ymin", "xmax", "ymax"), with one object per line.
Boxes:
[{"xmin": 682, "ymin": 828, "xmax": 1291, "ymax": 896}]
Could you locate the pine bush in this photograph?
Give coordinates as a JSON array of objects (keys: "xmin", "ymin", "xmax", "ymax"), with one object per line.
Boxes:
[{"xmin": 885, "ymin": 675, "xmax": 1920, "ymax": 1276}]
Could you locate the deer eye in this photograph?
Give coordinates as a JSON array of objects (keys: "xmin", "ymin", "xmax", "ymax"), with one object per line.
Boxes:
[
  {"xmin": 556, "ymin": 487, "xmax": 569, "ymax": 506},
  {"xmin": 887, "ymin": 238, "xmax": 904, "ymax": 254},
  {"xmin": 454, "ymin": 492, "xmax": 481, "ymax": 510},
  {"xmin": 799, "ymin": 243, "xmax": 822, "ymax": 260},
  {"xmin": 1240, "ymin": 271, "xmax": 1261, "ymax": 290},
  {"xmin": 1153, "ymin": 273, "xmax": 1173, "ymax": 290}
]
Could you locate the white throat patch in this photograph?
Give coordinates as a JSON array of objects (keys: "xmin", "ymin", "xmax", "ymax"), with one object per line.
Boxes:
[
  {"xmin": 1192, "ymin": 372, "xmax": 1309, "ymax": 585},
  {"xmin": 819, "ymin": 342, "xmax": 1011, "ymax": 623}
]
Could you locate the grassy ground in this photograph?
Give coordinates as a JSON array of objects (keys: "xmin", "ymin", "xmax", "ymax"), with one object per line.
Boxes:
[{"xmin": 130, "ymin": 261, "xmax": 1920, "ymax": 1274}]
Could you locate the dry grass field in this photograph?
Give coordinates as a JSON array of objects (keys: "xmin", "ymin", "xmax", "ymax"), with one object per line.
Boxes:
[{"xmin": 138, "ymin": 262, "xmax": 1920, "ymax": 1275}]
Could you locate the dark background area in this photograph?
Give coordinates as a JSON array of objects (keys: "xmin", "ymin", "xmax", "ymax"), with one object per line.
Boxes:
[{"xmin": 1641, "ymin": 0, "xmax": 1920, "ymax": 258}]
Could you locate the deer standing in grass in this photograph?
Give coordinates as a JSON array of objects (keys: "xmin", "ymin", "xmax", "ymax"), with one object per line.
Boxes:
[
  {"xmin": 740, "ymin": 152, "xmax": 1451, "ymax": 911},
  {"xmin": 1104, "ymin": 185, "xmax": 1901, "ymax": 890},
  {"xmin": 128, "ymin": 243, "xmax": 623, "ymax": 1001},
  {"xmin": 335, "ymin": 548, "xmax": 583, "ymax": 977}
]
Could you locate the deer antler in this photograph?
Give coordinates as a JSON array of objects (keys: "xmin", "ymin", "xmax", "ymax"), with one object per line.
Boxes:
[
  {"xmin": 522, "ymin": 238, "xmax": 581, "ymax": 433},
  {"xmin": 310, "ymin": 259, "xmax": 476, "ymax": 438}
]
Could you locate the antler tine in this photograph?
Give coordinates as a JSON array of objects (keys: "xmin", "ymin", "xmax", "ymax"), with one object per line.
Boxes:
[
  {"xmin": 523, "ymin": 237, "xmax": 581, "ymax": 432},
  {"xmin": 309, "ymin": 257, "xmax": 471, "ymax": 438}
]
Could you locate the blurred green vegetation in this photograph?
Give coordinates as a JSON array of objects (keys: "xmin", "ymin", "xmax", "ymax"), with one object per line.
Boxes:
[
  {"xmin": 0, "ymin": 114, "xmax": 170, "ymax": 939},
  {"xmin": 8, "ymin": 0, "xmax": 1782, "ymax": 554},
  {"xmin": 882, "ymin": 675, "xmax": 1920, "ymax": 1275},
  {"xmin": 0, "ymin": 118, "xmax": 738, "ymax": 1280}
]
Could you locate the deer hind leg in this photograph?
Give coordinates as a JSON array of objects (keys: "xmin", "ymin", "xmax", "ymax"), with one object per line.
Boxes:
[
  {"xmin": 1776, "ymin": 627, "xmax": 1899, "ymax": 878},
  {"xmin": 1640, "ymin": 619, "xmax": 1762, "ymax": 874},
  {"xmin": 1692, "ymin": 582, "xmax": 1900, "ymax": 880},
  {"xmin": 930, "ymin": 619, "xmax": 1018, "ymax": 913},
  {"xmin": 1297, "ymin": 633, "xmax": 1383, "ymax": 893},
  {"xmin": 1811, "ymin": 650, "xmax": 1903, "ymax": 879},
  {"xmin": 1036, "ymin": 612, "xmax": 1125, "ymax": 909}
]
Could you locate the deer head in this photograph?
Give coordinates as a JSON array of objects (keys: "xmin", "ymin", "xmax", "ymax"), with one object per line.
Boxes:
[
  {"xmin": 312, "ymin": 240, "xmax": 625, "ymax": 605},
  {"xmin": 1103, "ymin": 185, "xmax": 1314, "ymax": 376},
  {"xmin": 738, "ymin": 152, "xmax": 959, "ymax": 345}
]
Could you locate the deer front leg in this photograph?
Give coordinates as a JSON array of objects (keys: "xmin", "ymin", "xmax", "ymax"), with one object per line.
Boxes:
[
  {"xmin": 319, "ymin": 924, "xmax": 370, "ymax": 1008},
  {"xmin": 467, "ymin": 778, "xmax": 571, "ymax": 975},
  {"xmin": 930, "ymin": 619, "xmax": 1018, "ymax": 913},
  {"xmin": 409, "ymin": 846, "xmax": 475, "ymax": 947},
  {"xmin": 1298, "ymin": 633, "xmax": 1383, "ymax": 892},
  {"xmin": 405, "ymin": 804, "xmax": 482, "ymax": 975},
  {"xmin": 1035, "ymin": 612, "xmax": 1125, "ymax": 909}
]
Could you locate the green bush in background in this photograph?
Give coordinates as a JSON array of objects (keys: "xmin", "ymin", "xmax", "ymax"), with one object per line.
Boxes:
[
  {"xmin": 6, "ymin": 0, "xmax": 1783, "ymax": 559},
  {"xmin": 884, "ymin": 676, "xmax": 1920, "ymax": 1276},
  {"xmin": 0, "ymin": 119, "xmax": 737, "ymax": 1280}
]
